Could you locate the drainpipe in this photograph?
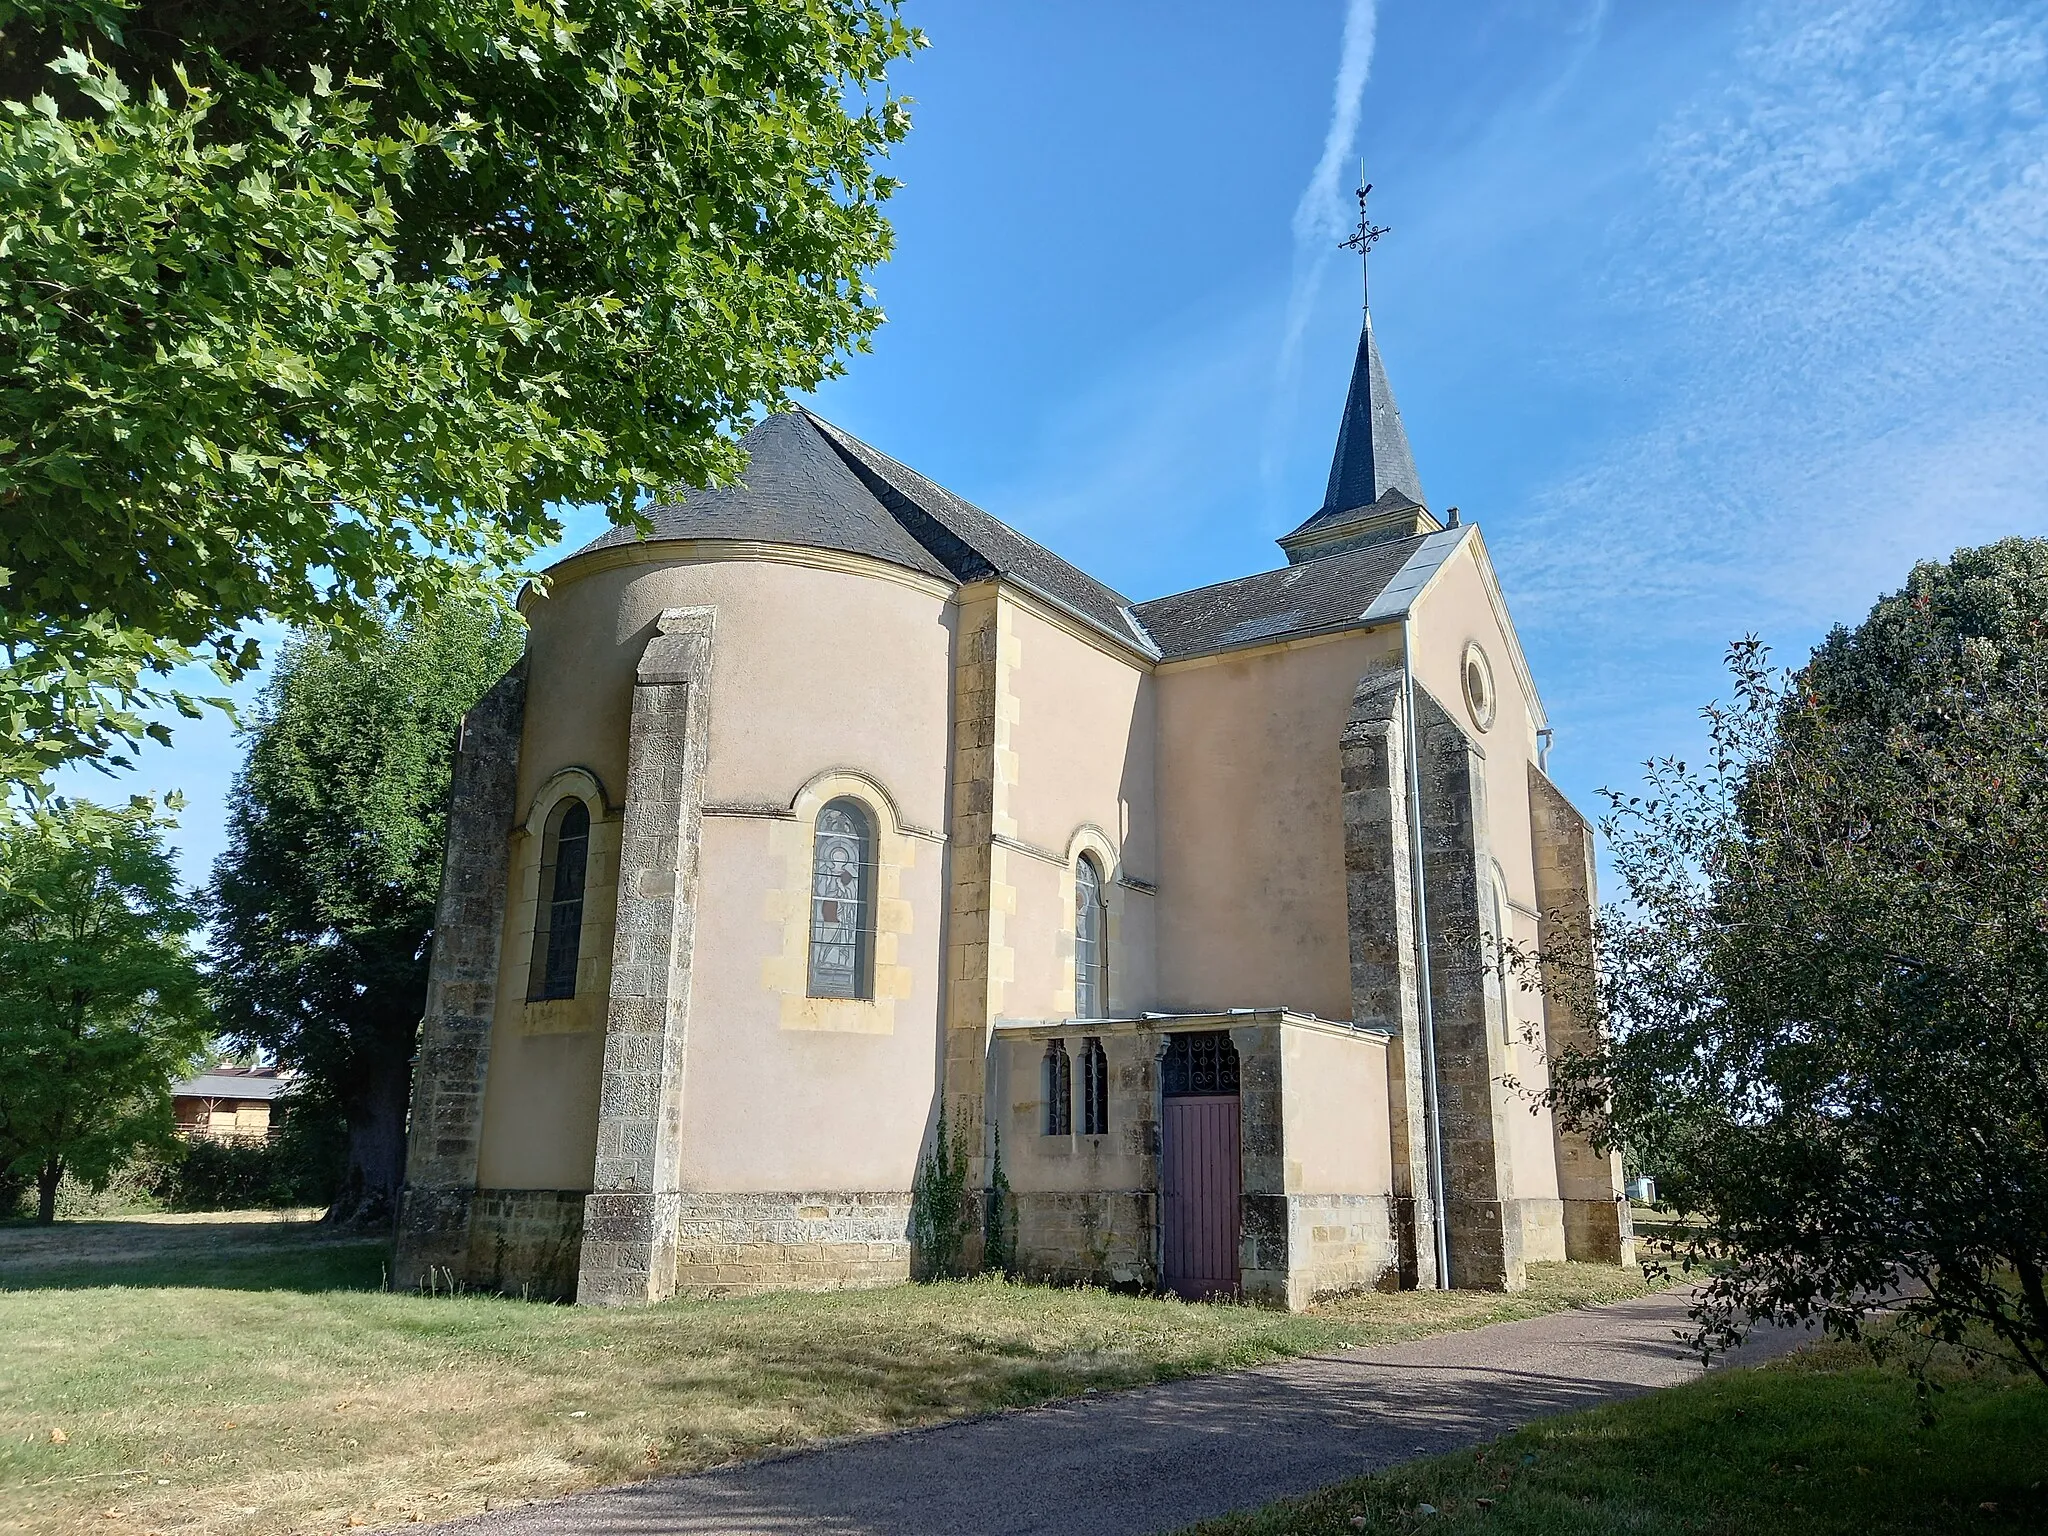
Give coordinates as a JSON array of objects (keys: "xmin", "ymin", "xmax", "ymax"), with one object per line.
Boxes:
[
  {"xmin": 1537, "ymin": 727, "xmax": 1554, "ymax": 775},
  {"xmin": 1400, "ymin": 616, "xmax": 1454, "ymax": 1291}
]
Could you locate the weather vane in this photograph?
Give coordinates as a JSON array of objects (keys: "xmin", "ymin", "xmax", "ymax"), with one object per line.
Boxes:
[
  {"xmin": 1339, "ymin": 180, "xmax": 1390, "ymax": 257},
  {"xmin": 1339, "ymin": 172, "xmax": 1389, "ymax": 309}
]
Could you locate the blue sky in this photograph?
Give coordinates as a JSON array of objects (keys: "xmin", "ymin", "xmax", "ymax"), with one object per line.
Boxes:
[{"xmin": 71, "ymin": 0, "xmax": 2048, "ymax": 889}]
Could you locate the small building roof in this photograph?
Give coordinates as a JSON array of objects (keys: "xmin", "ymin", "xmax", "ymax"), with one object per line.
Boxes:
[{"xmin": 172, "ymin": 1069, "xmax": 293, "ymax": 1102}]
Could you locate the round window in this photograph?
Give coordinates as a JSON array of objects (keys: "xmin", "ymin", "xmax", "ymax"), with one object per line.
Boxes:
[{"xmin": 1462, "ymin": 642, "xmax": 1496, "ymax": 731}]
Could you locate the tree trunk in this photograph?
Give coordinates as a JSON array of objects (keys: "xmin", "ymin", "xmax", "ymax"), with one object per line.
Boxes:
[
  {"xmin": 36, "ymin": 1155, "xmax": 63, "ymax": 1224},
  {"xmin": 327, "ymin": 1060, "xmax": 412, "ymax": 1229}
]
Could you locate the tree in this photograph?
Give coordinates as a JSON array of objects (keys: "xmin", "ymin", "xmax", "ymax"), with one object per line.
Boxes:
[
  {"xmin": 0, "ymin": 0, "xmax": 921, "ymax": 792},
  {"xmin": 0, "ymin": 797, "xmax": 207, "ymax": 1223},
  {"xmin": 1535, "ymin": 539, "xmax": 2048, "ymax": 1385},
  {"xmin": 207, "ymin": 596, "xmax": 523, "ymax": 1225}
]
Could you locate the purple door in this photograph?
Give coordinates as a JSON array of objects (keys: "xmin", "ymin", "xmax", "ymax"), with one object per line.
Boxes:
[{"xmin": 1162, "ymin": 1094, "xmax": 1241, "ymax": 1300}]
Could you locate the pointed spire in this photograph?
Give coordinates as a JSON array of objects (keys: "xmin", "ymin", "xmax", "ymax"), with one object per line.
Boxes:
[
  {"xmin": 1321, "ymin": 312, "xmax": 1425, "ymax": 515},
  {"xmin": 1278, "ymin": 178, "xmax": 1438, "ymax": 565}
]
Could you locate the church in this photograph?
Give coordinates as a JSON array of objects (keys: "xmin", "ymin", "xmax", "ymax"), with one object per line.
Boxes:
[{"xmin": 393, "ymin": 235, "xmax": 1633, "ymax": 1307}]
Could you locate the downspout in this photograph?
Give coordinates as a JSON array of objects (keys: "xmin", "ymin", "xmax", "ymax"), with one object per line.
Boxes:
[{"xmin": 1401, "ymin": 615, "xmax": 1454, "ymax": 1290}]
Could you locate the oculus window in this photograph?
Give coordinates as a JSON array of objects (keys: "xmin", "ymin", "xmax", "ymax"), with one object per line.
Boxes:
[
  {"xmin": 528, "ymin": 798, "xmax": 590, "ymax": 1001},
  {"xmin": 808, "ymin": 798, "xmax": 877, "ymax": 999},
  {"xmin": 1462, "ymin": 641, "xmax": 1497, "ymax": 732}
]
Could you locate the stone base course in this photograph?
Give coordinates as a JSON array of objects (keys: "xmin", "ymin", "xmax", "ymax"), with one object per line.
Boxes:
[
  {"xmin": 668, "ymin": 1192, "xmax": 913, "ymax": 1297},
  {"xmin": 469, "ymin": 1189, "xmax": 587, "ymax": 1300},
  {"xmin": 1013, "ymin": 1190, "xmax": 1157, "ymax": 1289}
]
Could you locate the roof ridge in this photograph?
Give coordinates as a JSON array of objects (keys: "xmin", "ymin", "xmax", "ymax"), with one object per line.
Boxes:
[{"xmin": 1132, "ymin": 529, "xmax": 1435, "ymax": 612}]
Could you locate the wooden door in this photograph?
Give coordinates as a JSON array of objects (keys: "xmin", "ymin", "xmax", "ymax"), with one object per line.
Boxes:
[{"xmin": 1162, "ymin": 1094, "xmax": 1241, "ymax": 1300}]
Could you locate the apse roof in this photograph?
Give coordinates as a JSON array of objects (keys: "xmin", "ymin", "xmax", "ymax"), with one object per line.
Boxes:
[
  {"xmin": 576, "ymin": 412, "xmax": 954, "ymax": 583},
  {"xmin": 571, "ymin": 410, "xmax": 1154, "ymax": 653}
]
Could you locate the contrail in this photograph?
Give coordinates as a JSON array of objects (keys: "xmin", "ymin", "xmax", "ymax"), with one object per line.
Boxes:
[{"xmin": 1265, "ymin": 0, "xmax": 1379, "ymax": 492}]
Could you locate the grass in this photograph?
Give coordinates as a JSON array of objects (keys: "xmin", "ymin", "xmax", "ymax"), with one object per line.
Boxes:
[
  {"xmin": 1, "ymin": 1215, "xmax": 1655, "ymax": 1536},
  {"xmin": 1176, "ymin": 1339, "xmax": 2048, "ymax": 1536}
]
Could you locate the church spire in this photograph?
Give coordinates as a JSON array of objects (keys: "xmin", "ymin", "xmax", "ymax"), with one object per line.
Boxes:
[{"xmin": 1278, "ymin": 176, "xmax": 1437, "ymax": 565}]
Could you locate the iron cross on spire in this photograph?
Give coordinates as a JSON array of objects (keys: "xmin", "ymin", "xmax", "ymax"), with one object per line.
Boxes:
[{"xmin": 1339, "ymin": 175, "xmax": 1390, "ymax": 311}]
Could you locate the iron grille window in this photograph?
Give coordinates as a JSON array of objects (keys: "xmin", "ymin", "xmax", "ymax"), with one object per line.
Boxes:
[
  {"xmin": 1074, "ymin": 854, "xmax": 1107, "ymax": 1018},
  {"xmin": 528, "ymin": 798, "xmax": 590, "ymax": 1001},
  {"xmin": 1043, "ymin": 1040, "xmax": 1073, "ymax": 1135},
  {"xmin": 1081, "ymin": 1037, "xmax": 1109, "ymax": 1136},
  {"xmin": 808, "ymin": 798, "xmax": 876, "ymax": 999},
  {"xmin": 1161, "ymin": 1030, "xmax": 1240, "ymax": 1097}
]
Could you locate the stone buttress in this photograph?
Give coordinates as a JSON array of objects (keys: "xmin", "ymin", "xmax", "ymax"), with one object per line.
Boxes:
[{"xmin": 577, "ymin": 606, "xmax": 716, "ymax": 1305}]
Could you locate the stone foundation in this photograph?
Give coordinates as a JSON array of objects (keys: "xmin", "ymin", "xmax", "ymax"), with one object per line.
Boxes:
[
  {"xmin": 1563, "ymin": 1195, "xmax": 1635, "ymax": 1264},
  {"xmin": 668, "ymin": 1192, "xmax": 913, "ymax": 1296},
  {"xmin": 1243, "ymin": 1193, "xmax": 1400, "ymax": 1310},
  {"xmin": 1013, "ymin": 1190, "xmax": 1157, "ymax": 1288},
  {"xmin": 1518, "ymin": 1196, "xmax": 1568, "ymax": 1263},
  {"xmin": 467, "ymin": 1189, "xmax": 586, "ymax": 1300}
]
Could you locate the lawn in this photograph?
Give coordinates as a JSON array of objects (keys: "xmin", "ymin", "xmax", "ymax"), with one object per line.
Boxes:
[
  {"xmin": 0, "ymin": 1215, "xmax": 1654, "ymax": 1536},
  {"xmin": 1176, "ymin": 1338, "xmax": 2048, "ymax": 1536}
]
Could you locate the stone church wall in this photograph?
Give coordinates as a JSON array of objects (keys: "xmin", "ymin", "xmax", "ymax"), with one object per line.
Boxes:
[{"xmin": 1152, "ymin": 627, "xmax": 1404, "ymax": 1021}]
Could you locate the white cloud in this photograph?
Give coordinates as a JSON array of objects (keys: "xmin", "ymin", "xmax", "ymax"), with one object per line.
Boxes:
[{"xmin": 1500, "ymin": 0, "xmax": 2048, "ymax": 647}]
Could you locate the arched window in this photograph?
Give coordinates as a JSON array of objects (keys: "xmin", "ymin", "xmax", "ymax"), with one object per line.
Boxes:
[
  {"xmin": 808, "ymin": 798, "xmax": 876, "ymax": 999},
  {"xmin": 1074, "ymin": 853, "xmax": 1107, "ymax": 1019},
  {"xmin": 1081, "ymin": 1037, "xmax": 1109, "ymax": 1136},
  {"xmin": 1043, "ymin": 1039, "xmax": 1073, "ymax": 1135},
  {"xmin": 528, "ymin": 798, "xmax": 590, "ymax": 1001},
  {"xmin": 1490, "ymin": 863, "xmax": 1514, "ymax": 1044}
]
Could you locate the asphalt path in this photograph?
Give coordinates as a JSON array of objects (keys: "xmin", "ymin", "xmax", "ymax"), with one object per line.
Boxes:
[{"xmin": 442, "ymin": 1287, "xmax": 1806, "ymax": 1536}]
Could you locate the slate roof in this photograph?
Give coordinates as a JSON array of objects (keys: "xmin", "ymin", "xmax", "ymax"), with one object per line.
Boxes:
[
  {"xmin": 1129, "ymin": 532, "xmax": 1436, "ymax": 661},
  {"xmin": 567, "ymin": 404, "xmax": 1450, "ymax": 666},
  {"xmin": 1284, "ymin": 313, "xmax": 1427, "ymax": 545},
  {"xmin": 571, "ymin": 411, "xmax": 1154, "ymax": 653},
  {"xmin": 577, "ymin": 412, "xmax": 954, "ymax": 583}
]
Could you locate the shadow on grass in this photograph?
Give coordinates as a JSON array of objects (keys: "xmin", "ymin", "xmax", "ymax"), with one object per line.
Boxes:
[{"xmin": 0, "ymin": 1214, "xmax": 392, "ymax": 1294}]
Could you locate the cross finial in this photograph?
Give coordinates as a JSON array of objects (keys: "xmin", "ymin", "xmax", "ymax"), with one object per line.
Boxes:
[{"xmin": 1338, "ymin": 171, "xmax": 1389, "ymax": 310}]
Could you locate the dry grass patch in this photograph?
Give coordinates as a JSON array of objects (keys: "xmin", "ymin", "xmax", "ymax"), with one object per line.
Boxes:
[{"xmin": 0, "ymin": 1216, "xmax": 1656, "ymax": 1536}]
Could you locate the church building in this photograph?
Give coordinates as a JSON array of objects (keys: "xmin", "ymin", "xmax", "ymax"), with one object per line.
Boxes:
[{"xmin": 394, "ymin": 234, "xmax": 1633, "ymax": 1307}]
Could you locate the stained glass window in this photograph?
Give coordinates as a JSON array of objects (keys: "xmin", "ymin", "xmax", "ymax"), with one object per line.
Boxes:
[
  {"xmin": 1043, "ymin": 1040, "xmax": 1073, "ymax": 1135},
  {"xmin": 807, "ymin": 798, "xmax": 875, "ymax": 999},
  {"xmin": 1161, "ymin": 1030, "xmax": 1240, "ymax": 1097},
  {"xmin": 1074, "ymin": 853, "xmax": 1106, "ymax": 1019},
  {"xmin": 1081, "ymin": 1037, "xmax": 1109, "ymax": 1136},
  {"xmin": 528, "ymin": 798, "xmax": 589, "ymax": 1002}
]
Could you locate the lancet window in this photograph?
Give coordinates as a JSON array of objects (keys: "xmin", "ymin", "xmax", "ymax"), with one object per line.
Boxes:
[
  {"xmin": 1074, "ymin": 853, "xmax": 1107, "ymax": 1019},
  {"xmin": 528, "ymin": 798, "xmax": 590, "ymax": 1001},
  {"xmin": 807, "ymin": 798, "xmax": 876, "ymax": 999},
  {"xmin": 1081, "ymin": 1037, "xmax": 1109, "ymax": 1136},
  {"xmin": 1043, "ymin": 1040, "xmax": 1073, "ymax": 1136}
]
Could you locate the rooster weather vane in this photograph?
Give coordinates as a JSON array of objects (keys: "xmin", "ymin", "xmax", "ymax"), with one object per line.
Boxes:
[{"xmin": 1339, "ymin": 173, "xmax": 1389, "ymax": 309}]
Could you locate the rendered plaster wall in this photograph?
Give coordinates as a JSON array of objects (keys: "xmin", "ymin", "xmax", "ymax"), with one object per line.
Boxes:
[
  {"xmin": 473, "ymin": 553, "xmax": 954, "ymax": 1198},
  {"xmin": 669, "ymin": 1192, "xmax": 912, "ymax": 1296},
  {"xmin": 1408, "ymin": 543, "xmax": 1564, "ymax": 1215},
  {"xmin": 1281, "ymin": 1024, "xmax": 1392, "ymax": 1196},
  {"xmin": 995, "ymin": 599, "xmax": 1160, "ymax": 1019},
  {"xmin": 1240, "ymin": 1022, "xmax": 1401, "ymax": 1308},
  {"xmin": 678, "ymin": 808, "xmax": 943, "ymax": 1194},
  {"xmin": 1153, "ymin": 629, "xmax": 1404, "ymax": 1020}
]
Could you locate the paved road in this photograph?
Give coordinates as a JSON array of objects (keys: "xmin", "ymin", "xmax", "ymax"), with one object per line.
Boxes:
[{"xmin": 447, "ymin": 1289, "xmax": 1806, "ymax": 1536}]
